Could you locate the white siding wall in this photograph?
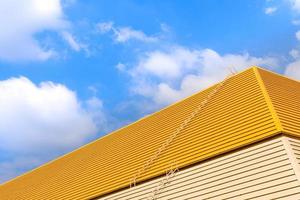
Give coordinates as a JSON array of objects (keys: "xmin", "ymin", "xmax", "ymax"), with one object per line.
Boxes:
[
  {"xmin": 288, "ymin": 137, "xmax": 300, "ymax": 166},
  {"xmin": 99, "ymin": 136, "xmax": 300, "ymax": 200},
  {"xmin": 284, "ymin": 136, "xmax": 300, "ymax": 185}
]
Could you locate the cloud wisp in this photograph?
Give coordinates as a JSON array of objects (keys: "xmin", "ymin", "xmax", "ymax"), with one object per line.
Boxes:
[
  {"xmin": 61, "ymin": 31, "xmax": 82, "ymax": 52},
  {"xmin": 265, "ymin": 7, "xmax": 278, "ymax": 15},
  {"xmin": 96, "ymin": 21, "xmax": 159, "ymax": 43}
]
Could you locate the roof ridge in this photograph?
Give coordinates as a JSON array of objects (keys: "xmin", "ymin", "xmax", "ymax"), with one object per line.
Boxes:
[{"xmin": 253, "ymin": 66, "xmax": 283, "ymax": 131}]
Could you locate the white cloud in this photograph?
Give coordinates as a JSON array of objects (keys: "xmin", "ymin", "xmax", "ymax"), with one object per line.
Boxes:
[
  {"xmin": 285, "ymin": 60, "xmax": 300, "ymax": 79},
  {"xmin": 96, "ymin": 22, "xmax": 158, "ymax": 43},
  {"xmin": 116, "ymin": 63, "xmax": 127, "ymax": 71},
  {"xmin": 290, "ymin": 0, "xmax": 300, "ymax": 12},
  {"xmin": 289, "ymin": 49, "xmax": 300, "ymax": 58},
  {"xmin": 0, "ymin": 76, "xmax": 107, "ymax": 183},
  {"xmin": 296, "ymin": 30, "xmax": 300, "ymax": 40},
  {"xmin": 132, "ymin": 47, "xmax": 202, "ymax": 79},
  {"xmin": 0, "ymin": 0, "xmax": 68, "ymax": 61},
  {"xmin": 0, "ymin": 77, "xmax": 104, "ymax": 153},
  {"xmin": 126, "ymin": 46, "xmax": 278, "ymax": 106},
  {"xmin": 265, "ymin": 7, "xmax": 278, "ymax": 15}
]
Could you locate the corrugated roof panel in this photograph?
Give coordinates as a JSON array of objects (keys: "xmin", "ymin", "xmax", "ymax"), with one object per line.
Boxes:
[
  {"xmin": 0, "ymin": 67, "xmax": 292, "ymax": 199},
  {"xmin": 258, "ymin": 68, "xmax": 300, "ymax": 136}
]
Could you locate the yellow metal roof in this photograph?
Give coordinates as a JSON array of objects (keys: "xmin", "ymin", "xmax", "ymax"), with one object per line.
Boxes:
[{"xmin": 0, "ymin": 67, "xmax": 299, "ymax": 200}]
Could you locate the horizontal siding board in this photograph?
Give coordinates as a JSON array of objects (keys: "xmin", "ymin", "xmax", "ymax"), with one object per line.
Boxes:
[
  {"xmin": 219, "ymin": 180, "xmax": 300, "ymax": 200},
  {"xmin": 109, "ymin": 148, "xmax": 289, "ymax": 199},
  {"xmin": 100, "ymin": 137, "xmax": 300, "ymax": 200},
  {"xmin": 289, "ymin": 137, "xmax": 300, "ymax": 167},
  {"xmin": 267, "ymin": 188, "xmax": 300, "ymax": 200}
]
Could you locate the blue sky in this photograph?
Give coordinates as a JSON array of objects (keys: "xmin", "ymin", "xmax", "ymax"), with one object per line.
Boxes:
[{"xmin": 0, "ymin": 0, "xmax": 300, "ymax": 183}]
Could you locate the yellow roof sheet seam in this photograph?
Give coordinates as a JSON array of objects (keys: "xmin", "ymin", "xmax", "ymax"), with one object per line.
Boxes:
[{"xmin": 253, "ymin": 66, "xmax": 283, "ymax": 131}]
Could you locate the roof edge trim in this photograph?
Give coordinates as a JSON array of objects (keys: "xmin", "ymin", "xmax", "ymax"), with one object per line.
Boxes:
[{"xmin": 253, "ymin": 66, "xmax": 283, "ymax": 131}]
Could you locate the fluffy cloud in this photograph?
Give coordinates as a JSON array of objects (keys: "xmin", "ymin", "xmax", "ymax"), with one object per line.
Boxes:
[
  {"xmin": 132, "ymin": 48, "xmax": 202, "ymax": 79},
  {"xmin": 0, "ymin": 77, "xmax": 103, "ymax": 153},
  {"xmin": 265, "ymin": 7, "xmax": 278, "ymax": 15},
  {"xmin": 0, "ymin": 76, "xmax": 105, "ymax": 183},
  {"xmin": 96, "ymin": 22, "xmax": 158, "ymax": 43},
  {"xmin": 126, "ymin": 46, "xmax": 278, "ymax": 106},
  {"xmin": 285, "ymin": 60, "xmax": 300, "ymax": 79},
  {"xmin": 0, "ymin": 0, "xmax": 68, "ymax": 61}
]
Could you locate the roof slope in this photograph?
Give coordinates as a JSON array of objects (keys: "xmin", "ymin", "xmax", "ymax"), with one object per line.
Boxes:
[
  {"xmin": 0, "ymin": 67, "xmax": 299, "ymax": 200},
  {"xmin": 259, "ymin": 69, "xmax": 300, "ymax": 135}
]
